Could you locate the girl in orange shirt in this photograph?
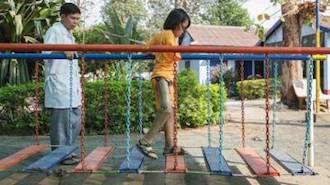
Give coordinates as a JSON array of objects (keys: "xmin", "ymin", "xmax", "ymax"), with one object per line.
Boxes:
[{"xmin": 137, "ymin": 8, "xmax": 190, "ymax": 159}]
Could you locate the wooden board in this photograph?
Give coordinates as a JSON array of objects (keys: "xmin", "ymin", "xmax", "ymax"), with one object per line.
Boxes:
[
  {"xmin": 202, "ymin": 147, "xmax": 232, "ymax": 176},
  {"xmin": 74, "ymin": 146, "xmax": 113, "ymax": 172},
  {"xmin": 235, "ymin": 147, "xmax": 279, "ymax": 176},
  {"xmin": 0, "ymin": 145, "xmax": 47, "ymax": 170}
]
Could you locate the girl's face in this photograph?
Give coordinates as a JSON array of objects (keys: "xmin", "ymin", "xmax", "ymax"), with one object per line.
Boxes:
[{"xmin": 173, "ymin": 20, "xmax": 189, "ymax": 38}]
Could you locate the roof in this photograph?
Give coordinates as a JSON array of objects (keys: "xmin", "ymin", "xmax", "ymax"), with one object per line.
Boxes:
[
  {"xmin": 187, "ymin": 25, "xmax": 258, "ymax": 46},
  {"xmin": 260, "ymin": 15, "xmax": 330, "ymax": 45}
]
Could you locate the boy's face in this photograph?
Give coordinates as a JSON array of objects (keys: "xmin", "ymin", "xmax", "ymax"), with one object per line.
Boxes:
[{"xmin": 61, "ymin": 13, "xmax": 81, "ymax": 31}]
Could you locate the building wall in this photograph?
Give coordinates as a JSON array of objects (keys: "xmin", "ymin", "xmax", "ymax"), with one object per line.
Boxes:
[
  {"xmin": 266, "ymin": 27, "xmax": 283, "ymax": 44},
  {"xmin": 265, "ymin": 23, "xmax": 330, "ymax": 94}
]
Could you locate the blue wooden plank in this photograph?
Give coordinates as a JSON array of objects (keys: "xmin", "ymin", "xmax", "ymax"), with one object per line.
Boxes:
[
  {"xmin": 23, "ymin": 145, "xmax": 78, "ymax": 172},
  {"xmin": 119, "ymin": 146, "xmax": 145, "ymax": 173},
  {"xmin": 202, "ymin": 147, "xmax": 232, "ymax": 176},
  {"xmin": 270, "ymin": 149, "xmax": 316, "ymax": 176}
]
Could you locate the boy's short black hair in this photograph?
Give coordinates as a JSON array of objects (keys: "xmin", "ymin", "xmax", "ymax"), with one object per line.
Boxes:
[
  {"xmin": 163, "ymin": 8, "xmax": 191, "ymax": 30},
  {"xmin": 60, "ymin": 3, "xmax": 81, "ymax": 15}
]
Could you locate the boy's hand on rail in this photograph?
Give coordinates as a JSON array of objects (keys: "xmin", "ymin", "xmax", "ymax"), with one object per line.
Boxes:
[{"xmin": 64, "ymin": 51, "xmax": 76, "ymax": 60}]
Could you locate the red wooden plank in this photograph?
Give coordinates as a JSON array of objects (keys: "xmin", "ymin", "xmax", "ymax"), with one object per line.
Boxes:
[
  {"xmin": 235, "ymin": 147, "xmax": 279, "ymax": 176},
  {"xmin": 0, "ymin": 145, "xmax": 47, "ymax": 170},
  {"xmin": 74, "ymin": 146, "xmax": 113, "ymax": 172},
  {"xmin": 164, "ymin": 154, "xmax": 187, "ymax": 173}
]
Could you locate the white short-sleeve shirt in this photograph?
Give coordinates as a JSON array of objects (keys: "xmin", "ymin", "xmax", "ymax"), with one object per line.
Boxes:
[{"xmin": 44, "ymin": 22, "xmax": 81, "ymax": 108}]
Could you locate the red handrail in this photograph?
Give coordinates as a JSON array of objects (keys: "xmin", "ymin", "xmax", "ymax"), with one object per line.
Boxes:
[{"xmin": 1, "ymin": 43, "xmax": 330, "ymax": 54}]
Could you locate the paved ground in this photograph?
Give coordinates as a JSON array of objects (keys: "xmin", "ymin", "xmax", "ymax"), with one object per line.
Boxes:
[{"xmin": 0, "ymin": 99, "xmax": 329, "ymax": 185}]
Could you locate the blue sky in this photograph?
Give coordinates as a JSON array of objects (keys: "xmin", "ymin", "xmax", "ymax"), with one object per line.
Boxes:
[{"xmin": 242, "ymin": 0, "xmax": 281, "ymax": 28}]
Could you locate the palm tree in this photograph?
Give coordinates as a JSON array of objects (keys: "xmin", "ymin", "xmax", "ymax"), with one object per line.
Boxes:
[{"xmin": 0, "ymin": 0, "xmax": 63, "ymax": 86}]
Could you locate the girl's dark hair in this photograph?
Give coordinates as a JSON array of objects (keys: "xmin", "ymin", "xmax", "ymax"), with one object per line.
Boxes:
[
  {"xmin": 163, "ymin": 8, "xmax": 191, "ymax": 30},
  {"xmin": 60, "ymin": 3, "xmax": 81, "ymax": 16}
]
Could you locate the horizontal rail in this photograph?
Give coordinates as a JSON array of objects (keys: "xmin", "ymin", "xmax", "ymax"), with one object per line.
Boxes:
[
  {"xmin": 0, "ymin": 53, "xmax": 317, "ymax": 61},
  {"xmin": 1, "ymin": 44, "xmax": 330, "ymax": 54}
]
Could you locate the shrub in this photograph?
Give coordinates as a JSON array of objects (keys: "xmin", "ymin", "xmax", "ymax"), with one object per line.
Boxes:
[
  {"xmin": 0, "ymin": 70, "xmax": 227, "ymax": 135},
  {"xmin": 236, "ymin": 78, "xmax": 281, "ymax": 99}
]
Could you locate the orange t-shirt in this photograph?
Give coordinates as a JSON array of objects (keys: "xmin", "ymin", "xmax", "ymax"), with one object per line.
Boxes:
[{"xmin": 146, "ymin": 30, "xmax": 181, "ymax": 82}]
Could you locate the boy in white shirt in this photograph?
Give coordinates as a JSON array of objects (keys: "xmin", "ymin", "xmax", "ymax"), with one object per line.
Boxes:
[{"xmin": 44, "ymin": 2, "xmax": 81, "ymax": 165}]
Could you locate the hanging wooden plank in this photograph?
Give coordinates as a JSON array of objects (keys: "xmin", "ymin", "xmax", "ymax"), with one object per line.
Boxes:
[
  {"xmin": 270, "ymin": 149, "xmax": 316, "ymax": 176},
  {"xmin": 74, "ymin": 146, "xmax": 113, "ymax": 172},
  {"xmin": 0, "ymin": 145, "xmax": 47, "ymax": 170},
  {"xmin": 202, "ymin": 147, "xmax": 232, "ymax": 176},
  {"xmin": 235, "ymin": 147, "xmax": 279, "ymax": 176}
]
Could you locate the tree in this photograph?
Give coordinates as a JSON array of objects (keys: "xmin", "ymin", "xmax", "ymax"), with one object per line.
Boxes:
[
  {"xmin": 75, "ymin": 10, "xmax": 145, "ymax": 80},
  {"xmin": 0, "ymin": 0, "xmax": 63, "ymax": 86},
  {"xmin": 102, "ymin": 0, "xmax": 147, "ymax": 25},
  {"xmin": 270, "ymin": 0, "xmax": 325, "ymax": 106},
  {"xmin": 175, "ymin": 0, "xmax": 217, "ymax": 24},
  {"xmin": 208, "ymin": 0, "xmax": 252, "ymax": 26}
]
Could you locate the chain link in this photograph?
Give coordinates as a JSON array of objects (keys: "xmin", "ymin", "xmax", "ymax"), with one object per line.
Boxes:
[
  {"xmin": 137, "ymin": 63, "xmax": 144, "ymax": 138},
  {"xmin": 302, "ymin": 58, "xmax": 313, "ymax": 170},
  {"xmin": 265, "ymin": 56, "xmax": 271, "ymax": 174},
  {"xmin": 79, "ymin": 55, "xmax": 86, "ymax": 169},
  {"xmin": 271, "ymin": 62, "xmax": 278, "ymax": 149},
  {"xmin": 219, "ymin": 55, "xmax": 224, "ymax": 150},
  {"xmin": 125, "ymin": 56, "xmax": 133, "ymax": 167},
  {"xmin": 240, "ymin": 61, "xmax": 245, "ymax": 148},
  {"xmin": 34, "ymin": 62, "xmax": 40, "ymax": 145},
  {"xmin": 68, "ymin": 59, "xmax": 73, "ymax": 145},
  {"xmin": 207, "ymin": 60, "xmax": 211, "ymax": 147},
  {"xmin": 173, "ymin": 57, "xmax": 179, "ymax": 169}
]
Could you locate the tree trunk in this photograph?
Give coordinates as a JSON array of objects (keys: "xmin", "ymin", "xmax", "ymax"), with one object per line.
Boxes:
[{"xmin": 280, "ymin": 0, "xmax": 304, "ymax": 107}]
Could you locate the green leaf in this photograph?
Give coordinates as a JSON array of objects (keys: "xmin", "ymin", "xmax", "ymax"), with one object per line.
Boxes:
[{"xmin": 14, "ymin": 14, "xmax": 23, "ymax": 37}]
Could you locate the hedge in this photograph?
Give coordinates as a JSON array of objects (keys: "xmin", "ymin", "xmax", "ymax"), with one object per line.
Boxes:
[
  {"xmin": 236, "ymin": 78, "xmax": 281, "ymax": 99},
  {"xmin": 0, "ymin": 70, "xmax": 227, "ymax": 135}
]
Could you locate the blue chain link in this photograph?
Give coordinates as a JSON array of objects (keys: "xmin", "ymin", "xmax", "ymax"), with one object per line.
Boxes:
[
  {"xmin": 271, "ymin": 62, "xmax": 278, "ymax": 149},
  {"xmin": 67, "ymin": 60, "xmax": 73, "ymax": 145},
  {"xmin": 125, "ymin": 56, "xmax": 132, "ymax": 167},
  {"xmin": 207, "ymin": 60, "xmax": 211, "ymax": 147},
  {"xmin": 302, "ymin": 58, "xmax": 313, "ymax": 169},
  {"xmin": 137, "ymin": 63, "xmax": 143, "ymax": 138},
  {"xmin": 219, "ymin": 55, "xmax": 224, "ymax": 151}
]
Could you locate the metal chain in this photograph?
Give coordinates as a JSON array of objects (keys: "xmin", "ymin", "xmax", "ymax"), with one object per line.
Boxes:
[
  {"xmin": 125, "ymin": 56, "xmax": 133, "ymax": 167},
  {"xmin": 103, "ymin": 65, "xmax": 109, "ymax": 146},
  {"xmin": 265, "ymin": 56, "xmax": 271, "ymax": 174},
  {"xmin": 33, "ymin": 62, "xmax": 40, "ymax": 145},
  {"xmin": 68, "ymin": 59, "xmax": 73, "ymax": 145},
  {"xmin": 240, "ymin": 61, "xmax": 245, "ymax": 148},
  {"xmin": 219, "ymin": 55, "xmax": 224, "ymax": 151},
  {"xmin": 207, "ymin": 60, "xmax": 211, "ymax": 147},
  {"xmin": 137, "ymin": 63, "xmax": 144, "ymax": 138},
  {"xmin": 79, "ymin": 55, "xmax": 86, "ymax": 168},
  {"xmin": 302, "ymin": 58, "xmax": 313, "ymax": 169},
  {"xmin": 173, "ymin": 58, "xmax": 179, "ymax": 169},
  {"xmin": 271, "ymin": 62, "xmax": 278, "ymax": 149}
]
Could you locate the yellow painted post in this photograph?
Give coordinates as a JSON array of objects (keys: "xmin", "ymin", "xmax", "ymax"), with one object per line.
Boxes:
[{"xmin": 316, "ymin": 29, "xmax": 321, "ymax": 113}]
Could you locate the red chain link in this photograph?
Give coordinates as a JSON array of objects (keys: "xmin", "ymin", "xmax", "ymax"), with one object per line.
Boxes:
[
  {"xmin": 172, "ymin": 57, "xmax": 179, "ymax": 169},
  {"xmin": 79, "ymin": 56, "xmax": 86, "ymax": 169},
  {"xmin": 103, "ymin": 65, "xmax": 109, "ymax": 146},
  {"xmin": 265, "ymin": 57, "xmax": 271, "ymax": 174},
  {"xmin": 34, "ymin": 62, "xmax": 40, "ymax": 145},
  {"xmin": 240, "ymin": 61, "xmax": 245, "ymax": 148}
]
